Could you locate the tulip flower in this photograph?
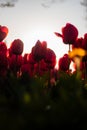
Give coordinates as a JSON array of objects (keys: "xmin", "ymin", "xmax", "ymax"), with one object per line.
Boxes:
[
  {"xmin": 31, "ymin": 40, "xmax": 47, "ymax": 62},
  {"xmin": 45, "ymin": 48, "xmax": 56, "ymax": 69},
  {"xmin": 8, "ymin": 54, "xmax": 23, "ymax": 76},
  {"xmin": 54, "ymin": 23, "xmax": 78, "ymax": 52},
  {"xmin": 10, "ymin": 39, "xmax": 24, "ymax": 55},
  {"xmin": 58, "ymin": 54, "xmax": 70, "ymax": 72},
  {"xmin": 0, "ymin": 42, "xmax": 7, "ymax": 55},
  {"xmin": 0, "ymin": 25, "xmax": 8, "ymax": 42}
]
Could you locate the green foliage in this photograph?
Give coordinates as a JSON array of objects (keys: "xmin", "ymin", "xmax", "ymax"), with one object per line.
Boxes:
[{"xmin": 0, "ymin": 71, "xmax": 87, "ymax": 129}]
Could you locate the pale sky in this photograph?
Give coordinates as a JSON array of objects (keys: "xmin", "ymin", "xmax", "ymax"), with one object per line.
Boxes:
[{"xmin": 0, "ymin": 0, "xmax": 86, "ymax": 60}]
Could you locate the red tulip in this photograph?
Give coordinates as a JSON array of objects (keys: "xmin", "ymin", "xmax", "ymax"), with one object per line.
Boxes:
[
  {"xmin": 45, "ymin": 48, "xmax": 56, "ymax": 69},
  {"xmin": 62, "ymin": 23, "xmax": 78, "ymax": 44},
  {"xmin": 58, "ymin": 54, "xmax": 70, "ymax": 71},
  {"xmin": 40, "ymin": 59, "xmax": 48, "ymax": 71},
  {"xmin": 31, "ymin": 40, "xmax": 47, "ymax": 62},
  {"xmin": 33, "ymin": 59, "xmax": 48, "ymax": 76},
  {"xmin": 9, "ymin": 54, "xmax": 23, "ymax": 72},
  {"xmin": 0, "ymin": 42, "xmax": 7, "ymax": 54},
  {"xmin": 0, "ymin": 25, "xmax": 8, "ymax": 42},
  {"xmin": 10, "ymin": 39, "xmax": 24, "ymax": 55},
  {"xmin": 23, "ymin": 53, "xmax": 29, "ymax": 64},
  {"xmin": 55, "ymin": 23, "xmax": 78, "ymax": 44},
  {"xmin": 28, "ymin": 53, "xmax": 36, "ymax": 64}
]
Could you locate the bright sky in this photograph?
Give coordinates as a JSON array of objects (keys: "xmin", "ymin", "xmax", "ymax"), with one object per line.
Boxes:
[{"xmin": 0, "ymin": 0, "xmax": 87, "ymax": 61}]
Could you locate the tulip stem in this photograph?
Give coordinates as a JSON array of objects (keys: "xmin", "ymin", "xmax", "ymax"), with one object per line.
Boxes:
[{"xmin": 69, "ymin": 44, "xmax": 70, "ymax": 52}]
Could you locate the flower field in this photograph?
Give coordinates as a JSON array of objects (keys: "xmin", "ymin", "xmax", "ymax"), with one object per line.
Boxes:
[{"xmin": 0, "ymin": 23, "xmax": 87, "ymax": 129}]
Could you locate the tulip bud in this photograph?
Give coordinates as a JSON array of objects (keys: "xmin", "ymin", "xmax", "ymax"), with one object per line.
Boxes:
[{"xmin": 10, "ymin": 39, "xmax": 24, "ymax": 55}]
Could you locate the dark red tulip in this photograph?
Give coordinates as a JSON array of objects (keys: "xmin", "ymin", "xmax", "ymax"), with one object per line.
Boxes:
[
  {"xmin": 10, "ymin": 39, "xmax": 24, "ymax": 55},
  {"xmin": 23, "ymin": 53, "xmax": 29, "ymax": 64},
  {"xmin": 33, "ymin": 59, "xmax": 48, "ymax": 76},
  {"xmin": 0, "ymin": 52, "xmax": 8, "ymax": 68},
  {"xmin": 9, "ymin": 54, "xmax": 23, "ymax": 72},
  {"xmin": 28, "ymin": 53, "xmax": 36, "ymax": 64},
  {"xmin": 31, "ymin": 40, "xmax": 47, "ymax": 62},
  {"xmin": 0, "ymin": 42, "xmax": 7, "ymax": 54},
  {"xmin": 62, "ymin": 23, "xmax": 78, "ymax": 44},
  {"xmin": 55, "ymin": 23, "xmax": 78, "ymax": 45},
  {"xmin": 58, "ymin": 54, "xmax": 70, "ymax": 71},
  {"xmin": 45, "ymin": 48, "xmax": 56, "ymax": 69},
  {"xmin": 40, "ymin": 59, "xmax": 48, "ymax": 71}
]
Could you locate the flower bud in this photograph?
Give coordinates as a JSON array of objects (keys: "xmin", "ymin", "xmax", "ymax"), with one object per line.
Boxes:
[{"xmin": 10, "ymin": 39, "xmax": 24, "ymax": 55}]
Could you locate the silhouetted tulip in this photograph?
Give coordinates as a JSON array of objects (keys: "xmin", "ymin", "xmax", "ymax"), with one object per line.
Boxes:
[
  {"xmin": 58, "ymin": 54, "xmax": 70, "ymax": 71},
  {"xmin": 0, "ymin": 42, "xmax": 7, "ymax": 54},
  {"xmin": 10, "ymin": 39, "xmax": 24, "ymax": 55},
  {"xmin": 9, "ymin": 54, "xmax": 23, "ymax": 73},
  {"xmin": 54, "ymin": 23, "xmax": 78, "ymax": 52},
  {"xmin": 28, "ymin": 53, "xmax": 36, "ymax": 64},
  {"xmin": 31, "ymin": 40, "xmax": 47, "ymax": 62},
  {"xmin": 23, "ymin": 53, "xmax": 29, "ymax": 64},
  {"xmin": 45, "ymin": 48, "xmax": 56, "ymax": 69},
  {"xmin": 40, "ymin": 59, "xmax": 48, "ymax": 71},
  {"xmin": 0, "ymin": 25, "xmax": 8, "ymax": 42},
  {"xmin": 33, "ymin": 59, "xmax": 48, "ymax": 76},
  {"xmin": 62, "ymin": 23, "xmax": 78, "ymax": 44}
]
